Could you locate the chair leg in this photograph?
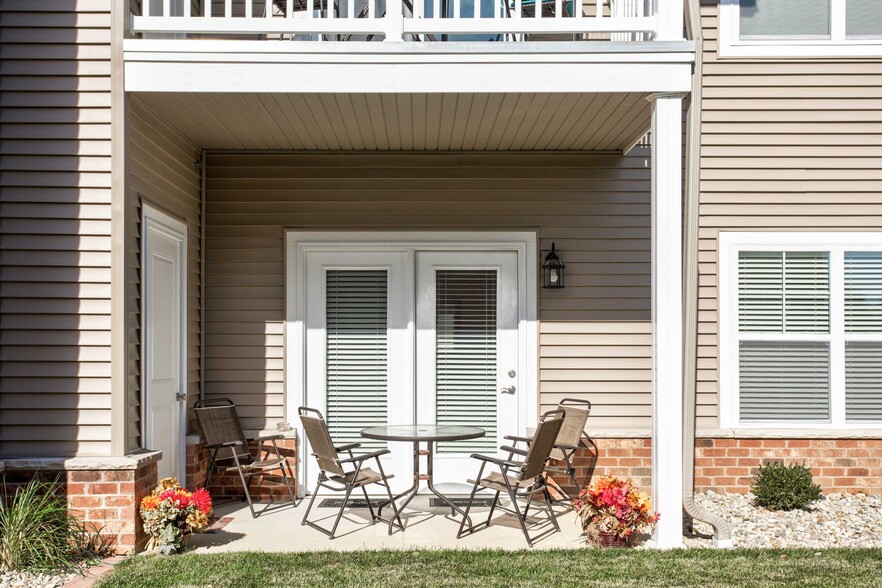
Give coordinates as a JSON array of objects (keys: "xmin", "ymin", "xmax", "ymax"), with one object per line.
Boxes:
[
  {"xmin": 301, "ymin": 477, "xmax": 323, "ymax": 527},
  {"xmin": 486, "ymin": 491, "xmax": 501, "ymax": 526},
  {"xmin": 543, "ymin": 486, "xmax": 560, "ymax": 532},
  {"xmin": 329, "ymin": 485, "xmax": 355, "ymax": 539},
  {"xmin": 507, "ymin": 487, "xmax": 534, "ymax": 548},
  {"xmin": 360, "ymin": 484, "xmax": 376, "ymax": 523},
  {"xmin": 456, "ymin": 477, "xmax": 484, "ymax": 539},
  {"xmin": 279, "ymin": 464, "xmax": 297, "ymax": 507},
  {"xmin": 232, "ymin": 453, "xmax": 257, "ymax": 518}
]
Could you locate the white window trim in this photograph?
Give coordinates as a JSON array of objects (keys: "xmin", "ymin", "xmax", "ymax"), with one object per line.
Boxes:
[
  {"xmin": 719, "ymin": 231, "xmax": 882, "ymax": 431},
  {"xmin": 718, "ymin": 0, "xmax": 882, "ymax": 59},
  {"xmin": 285, "ymin": 230, "xmax": 538, "ymax": 495}
]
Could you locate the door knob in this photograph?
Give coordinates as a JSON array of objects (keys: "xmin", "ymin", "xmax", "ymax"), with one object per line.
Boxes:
[
  {"xmin": 176, "ymin": 392, "xmax": 187, "ymax": 401},
  {"xmin": 500, "ymin": 385, "xmax": 516, "ymax": 395}
]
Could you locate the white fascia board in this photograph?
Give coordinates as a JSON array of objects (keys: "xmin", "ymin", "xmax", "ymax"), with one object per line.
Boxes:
[{"xmin": 124, "ymin": 57, "xmax": 692, "ymax": 94}]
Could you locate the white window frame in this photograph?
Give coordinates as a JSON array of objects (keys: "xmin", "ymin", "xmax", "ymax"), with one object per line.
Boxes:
[
  {"xmin": 718, "ymin": 0, "xmax": 882, "ymax": 58},
  {"xmin": 719, "ymin": 231, "xmax": 882, "ymax": 430}
]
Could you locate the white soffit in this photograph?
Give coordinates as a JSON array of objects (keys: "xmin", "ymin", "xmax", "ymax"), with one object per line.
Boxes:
[{"xmin": 134, "ymin": 91, "xmax": 652, "ymax": 151}]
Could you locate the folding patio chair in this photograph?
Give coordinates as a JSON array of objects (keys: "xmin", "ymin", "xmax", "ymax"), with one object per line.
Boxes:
[
  {"xmin": 298, "ymin": 407, "xmax": 404, "ymax": 539},
  {"xmin": 504, "ymin": 397, "xmax": 591, "ymax": 499},
  {"xmin": 456, "ymin": 409, "xmax": 565, "ymax": 547},
  {"xmin": 194, "ymin": 398, "xmax": 296, "ymax": 518}
]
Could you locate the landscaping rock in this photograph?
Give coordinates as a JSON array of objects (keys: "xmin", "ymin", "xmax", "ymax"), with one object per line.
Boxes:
[
  {"xmin": 685, "ymin": 491, "xmax": 882, "ymax": 548},
  {"xmin": 0, "ymin": 569, "xmax": 77, "ymax": 588}
]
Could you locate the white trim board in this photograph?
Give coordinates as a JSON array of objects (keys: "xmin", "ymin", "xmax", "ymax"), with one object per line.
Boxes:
[
  {"xmin": 285, "ymin": 231, "xmax": 538, "ymax": 496},
  {"xmin": 718, "ymin": 231, "xmax": 882, "ymax": 432}
]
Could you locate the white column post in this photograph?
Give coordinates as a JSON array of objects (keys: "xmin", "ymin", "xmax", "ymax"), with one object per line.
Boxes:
[
  {"xmin": 385, "ymin": 0, "xmax": 405, "ymax": 41},
  {"xmin": 650, "ymin": 92, "xmax": 685, "ymax": 549},
  {"xmin": 656, "ymin": 0, "xmax": 685, "ymax": 41}
]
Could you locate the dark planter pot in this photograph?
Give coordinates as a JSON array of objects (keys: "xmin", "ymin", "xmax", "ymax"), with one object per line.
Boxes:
[{"xmin": 597, "ymin": 532, "xmax": 632, "ymax": 548}]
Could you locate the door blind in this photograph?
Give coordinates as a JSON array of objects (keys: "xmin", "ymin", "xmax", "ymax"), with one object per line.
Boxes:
[
  {"xmin": 739, "ymin": 341, "xmax": 830, "ymax": 422},
  {"xmin": 435, "ymin": 270, "xmax": 497, "ymax": 453},
  {"xmin": 845, "ymin": 342, "xmax": 882, "ymax": 422},
  {"xmin": 325, "ymin": 270, "xmax": 388, "ymax": 450}
]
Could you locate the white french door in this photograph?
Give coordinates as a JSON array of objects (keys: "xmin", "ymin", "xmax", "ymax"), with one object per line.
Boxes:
[
  {"xmin": 294, "ymin": 234, "xmax": 533, "ymax": 494},
  {"xmin": 304, "ymin": 251, "xmax": 414, "ymax": 489},
  {"xmin": 416, "ymin": 251, "xmax": 520, "ymax": 484}
]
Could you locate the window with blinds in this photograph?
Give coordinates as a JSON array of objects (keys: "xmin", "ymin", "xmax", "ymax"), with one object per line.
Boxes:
[
  {"xmin": 325, "ymin": 270, "xmax": 388, "ymax": 449},
  {"xmin": 844, "ymin": 251, "xmax": 882, "ymax": 421},
  {"xmin": 737, "ymin": 251, "xmax": 831, "ymax": 423},
  {"xmin": 435, "ymin": 270, "xmax": 497, "ymax": 453}
]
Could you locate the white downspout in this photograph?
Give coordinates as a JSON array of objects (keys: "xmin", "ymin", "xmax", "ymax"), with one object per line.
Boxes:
[{"xmin": 683, "ymin": 0, "xmax": 733, "ymax": 549}]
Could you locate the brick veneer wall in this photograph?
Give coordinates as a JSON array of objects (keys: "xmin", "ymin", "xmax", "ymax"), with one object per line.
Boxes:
[
  {"xmin": 694, "ymin": 438, "xmax": 882, "ymax": 495},
  {"xmin": 186, "ymin": 437, "xmax": 297, "ymax": 501},
  {"xmin": 1, "ymin": 457, "xmax": 159, "ymax": 553}
]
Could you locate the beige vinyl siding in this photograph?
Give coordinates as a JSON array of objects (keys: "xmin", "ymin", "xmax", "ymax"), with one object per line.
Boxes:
[
  {"xmin": 697, "ymin": 0, "xmax": 882, "ymax": 429},
  {"xmin": 204, "ymin": 152, "xmax": 652, "ymax": 432},
  {"xmin": 0, "ymin": 0, "xmax": 113, "ymax": 457},
  {"xmin": 128, "ymin": 97, "xmax": 201, "ymax": 451}
]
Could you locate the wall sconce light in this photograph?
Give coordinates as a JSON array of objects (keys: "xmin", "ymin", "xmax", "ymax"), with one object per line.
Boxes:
[{"xmin": 542, "ymin": 242, "xmax": 565, "ymax": 289}]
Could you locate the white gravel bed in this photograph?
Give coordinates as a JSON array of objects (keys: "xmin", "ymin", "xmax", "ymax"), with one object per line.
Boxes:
[
  {"xmin": 685, "ymin": 491, "xmax": 882, "ymax": 548},
  {"xmin": 0, "ymin": 569, "xmax": 79, "ymax": 588}
]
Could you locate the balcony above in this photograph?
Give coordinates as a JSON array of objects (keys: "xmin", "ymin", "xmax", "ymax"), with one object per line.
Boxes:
[{"xmin": 124, "ymin": 0, "xmax": 693, "ymax": 94}]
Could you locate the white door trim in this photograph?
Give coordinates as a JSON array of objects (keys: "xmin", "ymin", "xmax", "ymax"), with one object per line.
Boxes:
[
  {"xmin": 285, "ymin": 231, "xmax": 538, "ymax": 496},
  {"xmin": 141, "ymin": 201, "xmax": 188, "ymax": 481}
]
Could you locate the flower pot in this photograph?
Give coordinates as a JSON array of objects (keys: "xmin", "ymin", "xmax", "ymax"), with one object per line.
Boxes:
[{"xmin": 597, "ymin": 532, "xmax": 632, "ymax": 548}]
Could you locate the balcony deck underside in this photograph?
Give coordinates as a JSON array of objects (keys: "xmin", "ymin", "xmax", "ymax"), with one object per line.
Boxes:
[{"xmin": 135, "ymin": 91, "xmax": 652, "ymax": 151}]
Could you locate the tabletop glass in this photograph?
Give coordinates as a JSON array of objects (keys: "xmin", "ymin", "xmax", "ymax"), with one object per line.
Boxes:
[{"xmin": 360, "ymin": 424, "xmax": 485, "ymax": 442}]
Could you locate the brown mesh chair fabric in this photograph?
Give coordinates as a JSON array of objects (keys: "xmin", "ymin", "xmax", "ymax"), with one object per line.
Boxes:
[
  {"xmin": 505, "ymin": 397, "xmax": 591, "ymax": 499},
  {"xmin": 298, "ymin": 407, "xmax": 403, "ymax": 539},
  {"xmin": 457, "ymin": 409, "xmax": 565, "ymax": 547},
  {"xmin": 194, "ymin": 398, "xmax": 295, "ymax": 518}
]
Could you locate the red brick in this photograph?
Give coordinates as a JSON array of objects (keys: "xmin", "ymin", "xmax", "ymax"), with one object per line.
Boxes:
[
  {"xmin": 69, "ymin": 471, "xmax": 102, "ymax": 482},
  {"xmin": 70, "ymin": 495, "xmax": 102, "ymax": 508},
  {"xmin": 103, "ymin": 470, "xmax": 134, "ymax": 482},
  {"xmin": 87, "ymin": 483, "xmax": 119, "ymax": 495}
]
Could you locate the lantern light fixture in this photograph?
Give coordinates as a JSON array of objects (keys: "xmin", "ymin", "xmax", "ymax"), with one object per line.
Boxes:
[{"xmin": 542, "ymin": 242, "xmax": 565, "ymax": 289}]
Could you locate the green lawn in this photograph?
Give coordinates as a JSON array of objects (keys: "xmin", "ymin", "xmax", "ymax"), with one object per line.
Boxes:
[{"xmin": 96, "ymin": 549, "xmax": 882, "ymax": 588}]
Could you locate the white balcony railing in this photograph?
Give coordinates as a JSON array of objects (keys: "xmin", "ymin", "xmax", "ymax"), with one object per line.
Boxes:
[{"xmin": 131, "ymin": 0, "xmax": 657, "ymax": 42}]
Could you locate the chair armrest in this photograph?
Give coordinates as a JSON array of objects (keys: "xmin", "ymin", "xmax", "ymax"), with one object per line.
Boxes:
[
  {"xmin": 470, "ymin": 454, "xmax": 523, "ymax": 469},
  {"xmin": 337, "ymin": 449, "xmax": 390, "ymax": 464},
  {"xmin": 250, "ymin": 433, "xmax": 284, "ymax": 442},
  {"xmin": 553, "ymin": 442, "xmax": 580, "ymax": 451},
  {"xmin": 335, "ymin": 443, "xmax": 362, "ymax": 453},
  {"xmin": 503, "ymin": 435, "xmax": 532, "ymax": 444},
  {"xmin": 205, "ymin": 440, "xmax": 244, "ymax": 449},
  {"xmin": 500, "ymin": 445, "xmax": 528, "ymax": 457}
]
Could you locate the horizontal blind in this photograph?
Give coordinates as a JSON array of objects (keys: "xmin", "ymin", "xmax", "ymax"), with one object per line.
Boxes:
[
  {"xmin": 738, "ymin": 251, "xmax": 829, "ymax": 333},
  {"xmin": 845, "ymin": 342, "xmax": 882, "ymax": 422},
  {"xmin": 844, "ymin": 251, "xmax": 882, "ymax": 333},
  {"xmin": 739, "ymin": 341, "xmax": 830, "ymax": 422},
  {"xmin": 326, "ymin": 270, "xmax": 388, "ymax": 450},
  {"xmin": 436, "ymin": 270, "xmax": 497, "ymax": 453}
]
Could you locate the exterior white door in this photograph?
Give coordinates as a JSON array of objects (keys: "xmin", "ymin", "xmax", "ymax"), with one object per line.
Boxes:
[
  {"xmin": 142, "ymin": 204, "xmax": 187, "ymax": 481},
  {"xmin": 416, "ymin": 251, "xmax": 520, "ymax": 485},
  {"xmin": 304, "ymin": 250, "xmax": 414, "ymax": 490}
]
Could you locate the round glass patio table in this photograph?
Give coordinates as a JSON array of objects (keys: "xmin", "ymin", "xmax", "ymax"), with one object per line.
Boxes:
[{"xmin": 361, "ymin": 425, "xmax": 485, "ymax": 532}]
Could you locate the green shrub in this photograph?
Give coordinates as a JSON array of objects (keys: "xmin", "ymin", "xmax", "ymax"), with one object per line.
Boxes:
[
  {"xmin": 0, "ymin": 477, "xmax": 110, "ymax": 571},
  {"xmin": 750, "ymin": 461, "xmax": 822, "ymax": 511}
]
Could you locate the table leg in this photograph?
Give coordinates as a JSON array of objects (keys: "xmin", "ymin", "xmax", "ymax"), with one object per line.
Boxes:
[
  {"xmin": 377, "ymin": 441, "xmax": 421, "ymax": 532},
  {"xmin": 425, "ymin": 441, "xmax": 474, "ymax": 529}
]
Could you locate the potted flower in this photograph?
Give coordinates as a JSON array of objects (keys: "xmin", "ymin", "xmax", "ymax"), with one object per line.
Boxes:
[
  {"xmin": 139, "ymin": 477, "xmax": 213, "ymax": 554},
  {"xmin": 571, "ymin": 475, "xmax": 660, "ymax": 547}
]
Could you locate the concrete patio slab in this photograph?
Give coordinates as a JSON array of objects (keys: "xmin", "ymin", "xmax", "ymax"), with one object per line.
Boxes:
[{"xmin": 189, "ymin": 494, "xmax": 587, "ymax": 552}]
